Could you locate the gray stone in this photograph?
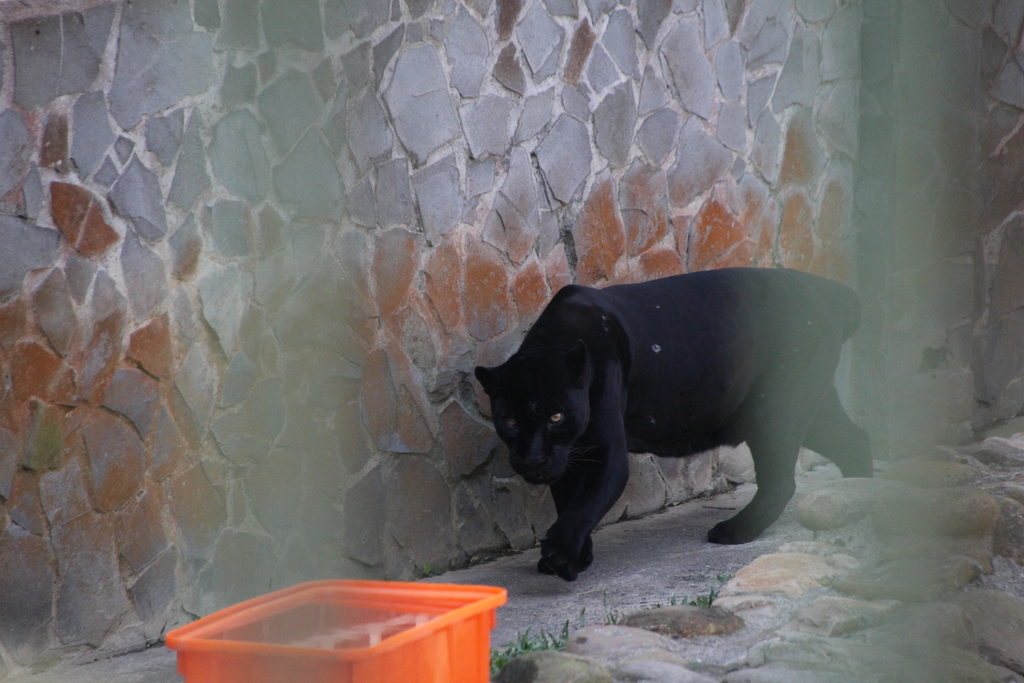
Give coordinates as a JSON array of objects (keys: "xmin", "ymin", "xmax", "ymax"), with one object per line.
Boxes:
[
  {"xmin": 12, "ymin": 14, "xmax": 104, "ymax": 109},
  {"xmin": 195, "ymin": 0, "xmax": 221, "ymax": 29},
  {"xmin": 348, "ymin": 176, "xmax": 377, "ymax": 227},
  {"xmin": 210, "ymin": 200, "xmax": 250, "ymax": 257},
  {"xmin": 495, "ymin": 43, "xmax": 527, "ymax": 95},
  {"xmin": 946, "ymin": 589, "xmax": 1024, "ymax": 674},
  {"xmin": 816, "ymin": 81, "xmax": 859, "ymax": 158},
  {"xmin": 430, "ymin": 18, "xmax": 446, "ymax": 41},
  {"xmin": 82, "ymin": 2, "xmax": 116, "ymax": 55},
  {"xmin": 495, "ymin": 651, "xmax": 612, "ymax": 683},
  {"xmin": 461, "ymin": 95, "xmax": 514, "ymax": 158},
  {"xmin": 545, "ymin": 0, "xmax": 578, "ymax": 16},
  {"xmin": 716, "ymin": 41, "xmax": 744, "ymax": 103},
  {"xmin": 605, "ymin": 10, "xmax": 638, "ymax": 78},
  {"xmin": 385, "ymin": 45, "xmax": 461, "ymax": 166},
  {"xmin": 594, "ymin": 82, "xmax": 638, "ymax": 168},
  {"xmin": 210, "ymin": 110, "xmax": 271, "ymax": 203},
  {"xmin": 373, "ymin": 25, "xmax": 406, "ymax": 89},
  {"xmin": 311, "ymin": 59, "xmax": 336, "ymax": 103},
  {"xmin": 563, "ymin": 85, "xmax": 592, "ymax": 120},
  {"xmin": 535, "ymin": 115, "xmax": 593, "ymax": 204},
  {"xmin": 258, "ymin": 69, "xmax": 321, "ymax": 155},
  {"xmin": 751, "ymin": 108, "xmax": 781, "ymax": 184},
  {"xmin": 468, "ymin": 159, "xmax": 496, "ymax": 197},
  {"xmin": 221, "ymin": 352, "xmax": 257, "ymax": 407},
  {"xmin": 745, "ymin": 18, "xmax": 789, "ymax": 69},
  {"xmin": 718, "ymin": 102, "xmax": 747, "ymax": 152},
  {"xmin": 668, "ymin": 118, "xmax": 733, "ymax": 206},
  {"xmin": 994, "ymin": 0, "xmax": 1024, "ymax": 44},
  {"xmin": 130, "ymin": 550, "xmax": 176, "ymax": 631},
  {"xmin": 0, "ymin": 217, "xmax": 61, "ymax": 300},
  {"xmin": 33, "ymin": 269, "xmax": 76, "ymax": 357},
  {"xmin": 199, "ymin": 263, "xmax": 249, "ymax": 356},
  {"xmin": 588, "ymin": 43, "xmax": 621, "ymax": 92},
  {"xmin": 515, "ymin": 89, "xmax": 555, "ymax": 143},
  {"xmin": 787, "ymin": 596, "xmax": 901, "ymax": 637},
  {"xmin": 344, "ymin": 467, "xmax": 386, "ymax": 565},
  {"xmin": 638, "ymin": 0, "xmax": 673, "ymax": 48},
  {"xmin": 176, "ymin": 342, "xmax": 218, "ymax": 436},
  {"xmin": 70, "ymin": 92, "xmax": 114, "ymax": 177},
  {"xmin": 821, "ymin": 4, "xmax": 859, "ymax": 81},
  {"xmin": 704, "ymin": 0, "xmax": 730, "ymax": 46},
  {"xmin": 376, "ymin": 157, "xmax": 417, "ymax": 228},
  {"xmin": 587, "ymin": 0, "xmax": 618, "ymax": 17},
  {"xmin": 114, "ymin": 137, "xmax": 135, "ymax": 165},
  {"xmin": 262, "ymin": 0, "xmax": 323, "ymax": 50},
  {"xmin": 102, "ymin": 367, "xmax": 160, "ymax": 438},
  {"xmin": 23, "ymin": 165, "xmax": 42, "ymax": 221},
  {"xmin": 772, "ymin": 26, "xmax": 821, "ymax": 112},
  {"xmin": 406, "ymin": 22, "xmax": 424, "ymax": 42},
  {"xmin": 616, "ymin": 659, "xmax": 717, "ymax": 683},
  {"xmin": 348, "ymin": 90, "xmax": 393, "ymax": 173},
  {"xmin": 413, "ymin": 156, "xmax": 463, "ymax": 241},
  {"xmin": 638, "ymin": 109, "xmax": 681, "ymax": 166},
  {"xmin": 796, "ymin": 0, "xmax": 837, "ymax": 21},
  {"xmin": 94, "ymin": 157, "xmax": 119, "ymax": 188},
  {"xmin": 518, "ymin": 1, "xmax": 566, "ymax": 75},
  {"xmin": 146, "ymin": 109, "xmax": 184, "ymax": 167},
  {"xmin": 121, "ymin": 232, "xmax": 169, "ymax": 322},
  {"xmin": 662, "ymin": 18, "xmax": 716, "ymax": 119},
  {"xmin": 0, "ymin": 110, "xmax": 31, "ymax": 201},
  {"xmin": 385, "ymin": 456, "xmax": 456, "ymax": 572},
  {"xmin": 169, "ymin": 215, "xmax": 203, "ymax": 281},
  {"xmin": 257, "ymin": 50, "xmax": 277, "ymax": 82},
  {"xmin": 487, "ymin": 147, "xmax": 540, "ymax": 263},
  {"xmin": 110, "ymin": 156, "xmax": 168, "ymax": 242},
  {"xmin": 191, "ymin": 530, "xmax": 276, "ymax": 615},
  {"xmin": 64, "ymin": 255, "xmax": 95, "ymax": 307},
  {"xmin": 747, "ymin": 74, "xmax": 775, "ymax": 126},
  {"xmin": 221, "ymin": 62, "xmax": 258, "ymax": 107},
  {"xmin": 109, "ymin": 17, "xmax": 212, "ymax": 130},
  {"xmin": 638, "ymin": 65, "xmax": 670, "ymax": 115},
  {"xmin": 992, "ymin": 57, "xmax": 1024, "ymax": 109},
  {"xmin": 217, "ymin": 0, "xmax": 260, "ymax": 48},
  {"xmin": 344, "ymin": 0, "xmax": 390, "ymax": 38},
  {"xmin": 447, "ymin": 8, "xmax": 489, "ymax": 97}
]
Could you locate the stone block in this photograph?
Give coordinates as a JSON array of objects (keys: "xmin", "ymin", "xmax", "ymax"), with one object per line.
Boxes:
[
  {"xmin": 637, "ymin": 109, "xmax": 680, "ymax": 166},
  {"xmin": 424, "ymin": 240, "xmax": 463, "ymax": 333},
  {"xmin": 347, "ymin": 177, "xmax": 376, "ymax": 228},
  {"xmin": 81, "ymin": 409, "xmax": 145, "ymax": 513},
  {"xmin": 495, "ymin": 43, "xmax": 527, "ymax": 95},
  {"xmin": 0, "ymin": 110, "xmax": 32, "ymax": 202},
  {"xmin": 210, "ymin": 109, "xmax": 271, "ymax": 203},
  {"xmin": 746, "ymin": 74, "xmax": 775, "ymax": 127},
  {"xmin": 169, "ymin": 216, "xmax": 202, "ymax": 281},
  {"xmin": 101, "ymin": 367, "xmax": 160, "ymax": 439},
  {"xmin": 536, "ymin": 115, "xmax": 592, "ymax": 204},
  {"xmin": 815, "ymin": 81, "xmax": 859, "ymax": 158},
  {"xmin": 122, "ymin": 489, "xmax": 169, "ymax": 573},
  {"xmin": 447, "ymin": 7, "xmax": 489, "ymax": 97},
  {"xmin": 39, "ymin": 451, "xmax": 92, "ymax": 530},
  {"xmin": 638, "ymin": 66, "xmax": 670, "ymax": 117},
  {"xmin": 464, "ymin": 240, "xmax": 513, "ymax": 341},
  {"xmin": 168, "ymin": 464, "xmax": 227, "ymax": 569},
  {"xmin": 668, "ymin": 118, "xmax": 733, "ymax": 207},
  {"xmin": 751, "ymin": 109, "xmax": 782, "ymax": 185},
  {"xmin": 258, "ymin": 69, "xmax": 321, "ymax": 154},
  {"xmin": 114, "ymin": 137, "xmax": 135, "ymax": 165},
  {"xmin": 778, "ymin": 191, "xmax": 814, "ymax": 270},
  {"xmin": 413, "ymin": 156, "xmax": 463, "ymax": 241},
  {"xmin": 175, "ymin": 343, "xmax": 219, "ymax": 436},
  {"xmin": 151, "ymin": 408, "xmax": 186, "ymax": 482},
  {"xmin": 195, "ymin": 0, "xmax": 221, "ymax": 29},
  {"xmin": 110, "ymin": 156, "xmax": 168, "ymax": 242},
  {"xmin": 662, "ymin": 18, "xmax": 715, "ymax": 119},
  {"xmin": 715, "ymin": 42, "xmax": 743, "ymax": 104},
  {"xmin": 189, "ymin": 529, "xmax": 276, "ymax": 615},
  {"xmin": 130, "ymin": 550, "xmax": 176, "ymax": 635},
  {"xmin": 595, "ymin": 82, "xmax": 637, "ymax": 168},
  {"xmin": 779, "ymin": 108, "xmax": 823, "ymax": 187},
  {"xmin": 24, "ymin": 400, "xmax": 64, "ymax": 473},
  {"xmin": 690, "ymin": 199, "xmax": 751, "ymax": 271},
  {"xmin": 496, "ymin": 651, "xmax": 612, "ymax": 683},
  {"xmin": 77, "ymin": 272, "xmax": 127, "ymax": 402},
  {"xmin": 376, "ymin": 158, "xmax": 417, "ymax": 228},
  {"xmin": 994, "ymin": 0, "xmax": 1024, "ymax": 43},
  {"xmin": 772, "ymin": 26, "xmax": 821, "ymax": 112},
  {"xmin": 221, "ymin": 352, "xmax": 257, "ymax": 408},
  {"xmin": 12, "ymin": 13, "xmax": 104, "ymax": 109},
  {"xmin": 0, "ymin": 298, "xmax": 27, "ymax": 350},
  {"xmin": 498, "ymin": 0, "xmax": 524, "ymax": 41},
  {"xmin": 208, "ymin": 200, "xmax": 250, "ymax": 258},
  {"xmin": 41, "ymin": 114, "xmax": 69, "ymax": 172},
  {"xmin": 562, "ymin": 85, "xmax": 591, "ymax": 121},
  {"xmin": 347, "ymin": 90, "xmax": 393, "ymax": 174},
  {"xmin": 121, "ymin": 232, "xmax": 169, "ymax": 322},
  {"xmin": 345, "ymin": 0, "xmax": 390, "ymax": 38},
  {"xmin": 440, "ymin": 401, "xmax": 499, "ymax": 478},
  {"xmin": 374, "ymin": 227, "xmax": 421, "ymax": 319},
  {"xmin": 461, "ymin": 95, "xmax": 514, "ymax": 159},
  {"xmin": 11, "ymin": 340, "xmax": 76, "ymax": 404},
  {"xmin": 491, "ymin": 146, "xmax": 541, "ymax": 264},
  {"xmin": 573, "ymin": 178, "xmax": 626, "ymax": 286},
  {"xmin": 221, "ymin": 62, "xmax": 257, "ymax": 107},
  {"xmin": 718, "ymin": 102, "xmax": 747, "ymax": 153},
  {"xmin": 385, "ymin": 45, "xmax": 461, "ymax": 166},
  {"xmin": 312, "ymin": 59, "xmax": 336, "ymax": 104},
  {"xmin": 94, "ymin": 157, "xmax": 119, "ymax": 188},
  {"xmin": 385, "ymin": 457, "xmax": 456, "ymax": 571},
  {"xmin": 513, "ymin": 257, "xmax": 551, "ymax": 322},
  {"xmin": 515, "ymin": 90, "xmax": 554, "ymax": 144},
  {"xmin": 373, "ymin": 25, "xmax": 406, "ymax": 89},
  {"xmin": 8, "ymin": 472, "xmax": 47, "ymax": 536},
  {"xmin": 745, "ymin": 18, "xmax": 789, "ymax": 70},
  {"xmin": 23, "ymin": 164, "xmax": 42, "ymax": 221},
  {"xmin": 587, "ymin": 43, "xmax": 620, "ymax": 92},
  {"xmin": 217, "ymin": 0, "xmax": 259, "ymax": 48},
  {"xmin": 638, "ymin": 0, "xmax": 672, "ymax": 48},
  {"xmin": 145, "ymin": 109, "xmax": 184, "ymax": 168},
  {"xmin": 605, "ymin": 9, "xmax": 638, "ymax": 77},
  {"xmin": 620, "ymin": 162, "xmax": 669, "ymax": 257},
  {"xmin": 50, "ymin": 182, "xmax": 118, "ymax": 257},
  {"xmin": 262, "ymin": 0, "xmax": 323, "ymax": 50},
  {"xmin": 821, "ymin": 4, "xmax": 859, "ymax": 81},
  {"xmin": 127, "ymin": 315, "xmax": 173, "ymax": 380},
  {"xmin": 200, "ymin": 263, "xmax": 248, "ymax": 356},
  {"xmin": 0, "ymin": 526, "xmax": 54, "ymax": 661},
  {"xmin": 564, "ymin": 18, "xmax": 596, "ymax": 86},
  {"xmin": 33, "ymin": 269, "xmax": 77, "ymax": 357}
]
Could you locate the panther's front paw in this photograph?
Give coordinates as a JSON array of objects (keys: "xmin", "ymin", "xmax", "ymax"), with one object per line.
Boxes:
[
  {"xmin": 538, "ymin": 538, "xmax": 585, "ymax": 581},
  {"xmin": 707, "ymin": 520, "xmax": 759, "ymax": 545}
]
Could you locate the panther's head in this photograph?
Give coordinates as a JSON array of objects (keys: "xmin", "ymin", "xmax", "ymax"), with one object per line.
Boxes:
[{"xmin": 474, "ymin": 341, "xmax": 591, "ymax": 485}]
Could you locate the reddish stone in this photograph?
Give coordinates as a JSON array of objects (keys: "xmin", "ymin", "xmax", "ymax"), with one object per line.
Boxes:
[
  {"xmin": 167, "ymin": 464, "xmax": 228, "ymax": 568},
  {"xmin": 689, "ymin": 199, "xmax": 751, "ymax": 271},
  {"xmin": 11, "ymin": 341, "xmax": 66, "ymax": 402},
  {"xmin": 386, "ymin": 300, "xmax": 437, "ymax": 370},
  {"xmin": 639, "ymin": 247, "xmax": 685, "ymax": 280},
  {"xmin": 50, "ymin": 182, "xmax": 90, "ymax": 245},
  {"xmin": 39, "ymin": 451, "xmax": 93, "ymax": 529},
  {"xmin": 464, "ymin": 240, "xmax": 512, "ymax": 342},
  {"xmin": 817, "ymin": 180, "xmax": 849, "ymax": 243},
  {"xmin": 77, "ymin": 203, "xmax": 119, "ymax": 256},
  {"xmin": 127, "ymin": 313, "xmax": 173, "ymax": 379},
  {"xmin": 76, "ymin": 306, "xmax": 126, "ymax": 404},
  {"xmin": 544, "ymin": 244, "xmax": 573, "ymax": 294},
  {"xmin": 374, "ymin": 228, "xmax": 421, "ymax": 319},
  {"xmin": 40, "ymin": 114, "xmax": 68, "ymax": 172},
  {"xmin": 755, "ymin": 213, "xmax": 777, "ymax": 267},
  {"xmin": 80, "ymin": 408, "xmax": 145, "ymax": 513},
  {"xmin": 573, "ymin": 178, "xmax": 626, "ymax": 286},
  {"xmin": 513, "ymin": 258, "xmax": 551, "ymax": 322},
  {"xmin": 497, "ymin": 0, "xmax": 523, "ymax": 41},
  {"xmin": 564, "ymin": 18, "xmax": 596, "ymax": 86},
  {"xmin": 24, "ymin": 399, "xmax": 63, "ymax": 472},
  {"xmin": 620, "ymin": 163, "xmax": 670, "ymax": 257},
  {"xmin": 397, "ymin": 385, "xmax": 434, "ymax": 454},
  {"xmin": 8, "ymin": 472, "xmax": 46, "ymax": 535},
  {"xmin": 0, "ymin": 298, "xmax": 26, "ymax": 349},
  {"xmin": 122, "ymin": 488, "xmax": 169, "ymax": 573},
  {"xmin": 779, "ymin": 108, "xmax": 823, "ymax": 188},
  {"xmin": 440, "ymin": 401, "xmax": 499, "ymax": 478},
  {"xmin": 361, "ymin": 348, "xmax": 398, "ymax": 451},
  {"xmin": 152, "ymin": 407, "xmax": 187, "ymax": 482},
  {"xmin": 424, "ymin": 240, "xmax": 463, "ymax": 334},
  {"xmin": 779, "ymin": 191, "xmax": 815, "ymax": 271},
  {"xmin": 809, "ymin": 247, "xmax": 850, "ymax": 284}
]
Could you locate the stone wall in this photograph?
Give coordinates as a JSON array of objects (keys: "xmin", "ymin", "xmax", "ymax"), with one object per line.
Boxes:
[
  {"xmin": 0, "ymin": 0, "xmax": 859, "ymax": 669},
  {"xmin": 852, "ymin": 0, "xmax": 1024, "ymax": 459}
]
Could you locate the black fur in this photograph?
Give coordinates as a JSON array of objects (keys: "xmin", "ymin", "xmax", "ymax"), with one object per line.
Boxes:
[{"xmin": 475, "ymin": 268, "xmax": 872, "ymax": 581}]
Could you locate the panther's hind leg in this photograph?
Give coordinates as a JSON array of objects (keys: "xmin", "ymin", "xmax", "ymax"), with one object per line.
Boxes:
[{"xmin": 802, "ymin": 387, "xmax": 873, "ymax": 478}]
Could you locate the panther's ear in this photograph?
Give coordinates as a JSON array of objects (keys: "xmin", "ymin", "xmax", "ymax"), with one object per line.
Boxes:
[
  {"xmin": 474, "ymin": 366, "xmax": 499, "ymax": 394},
  {"xmin": 565, "ymin": 340, "xmax": 588, "ymax": 380}
]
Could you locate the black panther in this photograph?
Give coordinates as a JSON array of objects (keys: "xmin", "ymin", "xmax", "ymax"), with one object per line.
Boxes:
[{"xmin": 475, "ymin": 268, "xmax": 872, "ymax": 581}]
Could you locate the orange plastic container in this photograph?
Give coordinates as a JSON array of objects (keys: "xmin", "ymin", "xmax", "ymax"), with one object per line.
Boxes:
[{"xmin": 165, "ymin": 580, "xmax": 507, "ymax": 683}]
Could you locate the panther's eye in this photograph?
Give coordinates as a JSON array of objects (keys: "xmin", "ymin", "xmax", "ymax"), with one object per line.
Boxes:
[
  {"xmin": 504, "ymin": 417, "xmax": 517, "ymax": 428},
  {"xmin": 549, "ymin": 413, "xmax": 564, "ymax": 423}
]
